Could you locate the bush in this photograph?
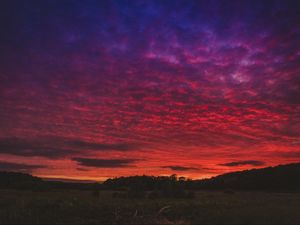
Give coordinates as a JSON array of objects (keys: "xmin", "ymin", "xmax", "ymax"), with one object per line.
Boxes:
[
  {"xmin": 92, "ymin": 183, "xmax": 100, "ymax": 197},
  {"xmin": 112, "ymin": 192, "xmax": 127, "ymax": 198},
  {"xmin": 186, "ymin": 191, "xmax": 195, "ymax": 198},
  {"xmin": 223, "ymin": 189, "xmax": 235, "ymax": 194},
  {"xmin": 127, "ymin": 188, "xmax": 146, "ymax": 199}
]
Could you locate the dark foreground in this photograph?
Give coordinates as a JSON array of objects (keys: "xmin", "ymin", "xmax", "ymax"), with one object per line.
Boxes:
[{"xmin": 0, "ymin": 190, "xmax": 300, "ymax": 225}]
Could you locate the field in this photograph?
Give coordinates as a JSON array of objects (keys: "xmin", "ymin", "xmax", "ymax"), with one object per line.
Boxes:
[{"xmin": 1, "ymin": 190, "xmax": 300, "ymax": 225}]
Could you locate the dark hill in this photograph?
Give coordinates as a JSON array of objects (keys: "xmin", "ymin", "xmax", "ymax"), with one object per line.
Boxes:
[
  {"xmin": 195, "ymin": 163, "xmax": 300, "ymax": 191},
  {"xmin": 0, "ymin": 171, "xmax": 43, "ymax": 189},
  {"xmin": 103, "ymin": 163, "xmax": 300, "ymax": 191},
  {"xmin": 1, "ymin": 162, "xmax": 299, "ymax": 191},
  {"xmin": 0, "ymin": 171, "xmax": 95, "ymax": 190}
]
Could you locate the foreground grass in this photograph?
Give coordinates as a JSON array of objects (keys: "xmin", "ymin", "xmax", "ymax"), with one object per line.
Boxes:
[{"xmin": 0, "ymin": 190, "xmax": 300, "ymax": 224}]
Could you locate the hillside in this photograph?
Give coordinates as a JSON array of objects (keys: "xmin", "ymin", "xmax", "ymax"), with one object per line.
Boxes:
[
  {"xmin": 103, "ymin": 163, "xmax": 300, "ymax": 191},
  {"xmin": 1, "ymin": 162, "xmax": 300, "ymax": 191},
  {"xmin": 0, "ymin": 171, "xmax": 43, "ymax": 189},
  {"xmin": 196, "ymin": 163, "xmax": 300, "ymax": 191},
  {"xmin": 0, "ymin": 171, "xmax": 94, "ymax": 190}
]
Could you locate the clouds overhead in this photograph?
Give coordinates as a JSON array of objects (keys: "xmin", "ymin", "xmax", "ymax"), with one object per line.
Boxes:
[
  {"xmin": 0, "ymin": 161, "xmax": 45, "ymax": 173},
  {"xmin": 219, "ymin": 160, "xmax": 265, "ymax": 167},
  {"xmin": 161, "ymin": 166, "xmax": 200, "ymax": 171},
  {"xmin": 72, "ymin": 158, "xmax": 139, "ymax": 168},
  {"xmin": 0, "ymin": 0, "xmax": 299, "ymax": 180}
]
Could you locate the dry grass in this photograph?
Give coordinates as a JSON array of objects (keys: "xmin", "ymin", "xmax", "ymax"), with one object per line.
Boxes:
[{"xmin": 0, "ymin": 190, "xmax": 300, "ymax": 224}]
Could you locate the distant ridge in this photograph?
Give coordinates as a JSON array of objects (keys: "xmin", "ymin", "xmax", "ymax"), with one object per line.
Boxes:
[
  {"xmin": 0, "ymin": 171, "xmax": 94, "ymax": 190},
  {"xmin": 0, "ymin": 162, "xmax": 299, "ymax": 191},
  {"xmin": 195, "ymin": 162, "xmax": 300, "ymax": 191},
  {"xmin": 0, "ymin": 171, "xmax": 43, "ymax": 189}
]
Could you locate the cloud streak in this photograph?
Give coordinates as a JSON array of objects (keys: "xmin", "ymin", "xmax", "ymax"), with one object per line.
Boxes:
[
  {"xmin": 71, "ymin": 140, "xmax": 138, "ymax": 151},
  {"xmin": 0, "ymin": 137, "xmax": 138, "ymax": 159},
  {"xmin": 161, "ymin": 166, "xmax": 200, "ymax": 171},
  {"xmin": 0, "ymin": 161, "xmax": 45, "ymax": 173},
  {"xmin": 219, "ymin": 160, "xmax": 265, "ymax": 167},
  {"xmin": 72, "ymin": 158, "xmax": 139, "ymax": 168}
]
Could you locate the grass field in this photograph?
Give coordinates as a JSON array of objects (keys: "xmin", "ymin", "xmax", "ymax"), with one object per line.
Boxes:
[{"xmin": 0, "ymin": 190, "xmax": 300, "ymax": 225}]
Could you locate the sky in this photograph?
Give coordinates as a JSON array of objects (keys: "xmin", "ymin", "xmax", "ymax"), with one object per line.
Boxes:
[{"xmin": 0, "ymin": 0, "xmax": 300, "ymax": 181}]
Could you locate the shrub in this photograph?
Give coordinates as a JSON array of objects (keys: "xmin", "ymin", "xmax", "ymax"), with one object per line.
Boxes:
[{"xmin": 223, "ymin": 189, "xmax": 235, "ymax": 194}]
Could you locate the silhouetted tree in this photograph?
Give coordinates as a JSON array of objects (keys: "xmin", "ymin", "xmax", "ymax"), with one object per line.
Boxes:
[{"xmin": 92, "ymin": 182, "xmax": 100, "ymax": 197}]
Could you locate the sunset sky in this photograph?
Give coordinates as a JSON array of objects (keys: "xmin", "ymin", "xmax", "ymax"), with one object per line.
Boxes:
[{"xmin": 0, "ymin": 0, "xmax": 300, "ymax": 181}]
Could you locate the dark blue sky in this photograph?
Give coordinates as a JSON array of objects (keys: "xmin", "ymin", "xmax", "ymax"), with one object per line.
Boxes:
[{"xmin": 0, "ymin": 0, "xmax": 299, "ymax": 180}]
